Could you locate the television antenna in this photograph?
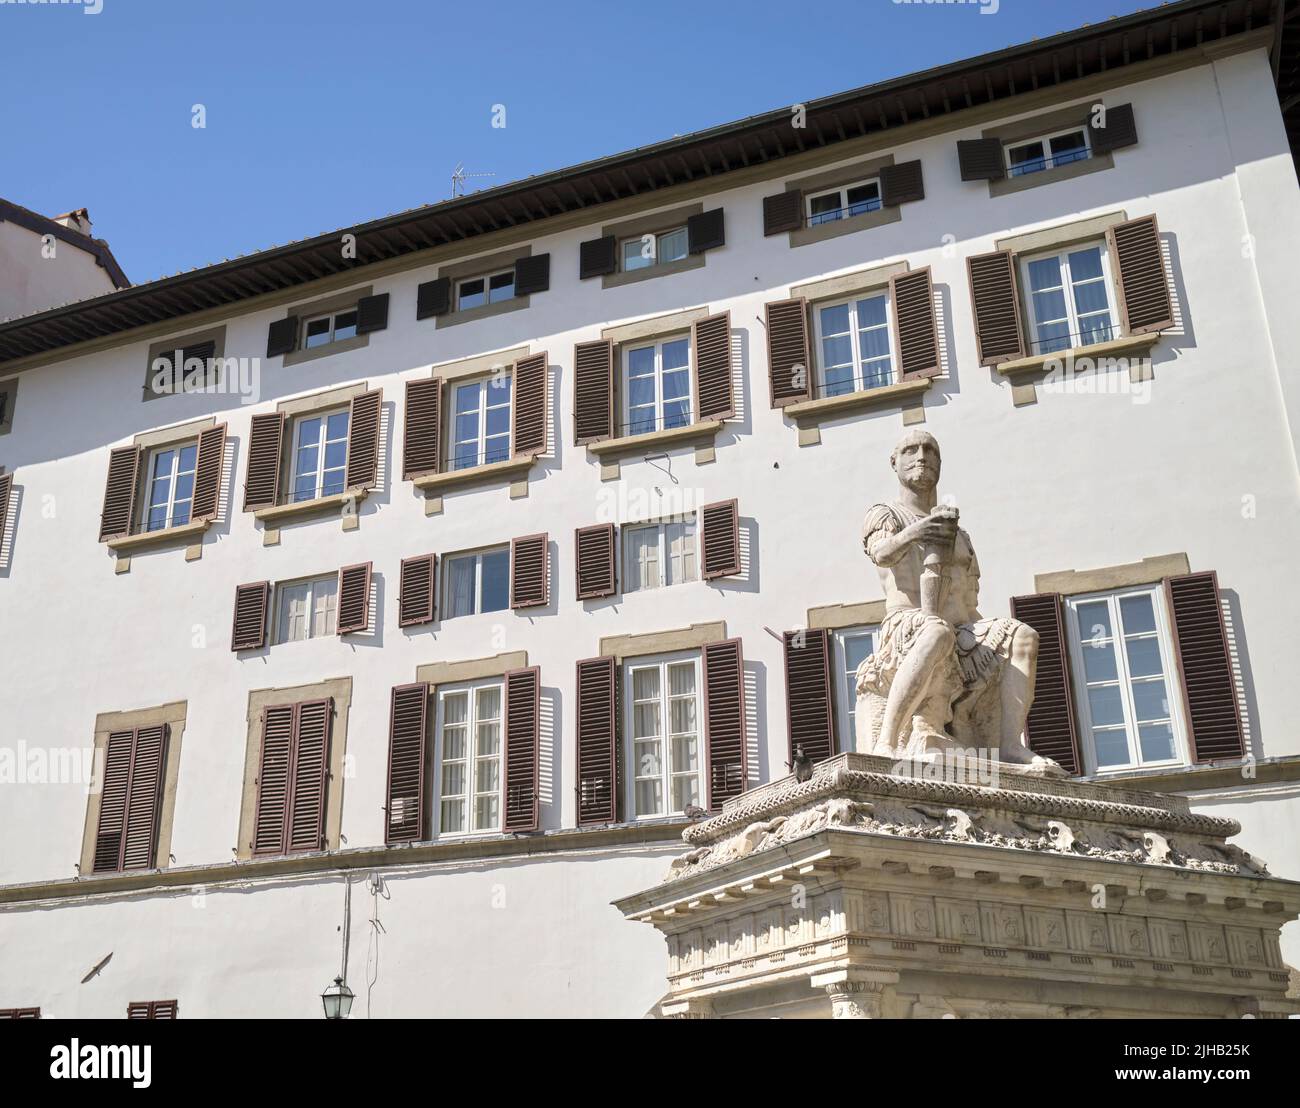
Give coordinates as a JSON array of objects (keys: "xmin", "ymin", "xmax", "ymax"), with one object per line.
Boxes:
[{"xmin": 451, "ymin": 163, "xmax": 495, "ymax": 197}]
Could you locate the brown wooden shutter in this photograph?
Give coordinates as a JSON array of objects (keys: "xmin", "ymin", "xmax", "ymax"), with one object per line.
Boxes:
[
  {"xmin": 692, "ymin": 311, "xmax": 733, "ymax": 421},
  {"xmin": 503, "ymin": 667, "xmax": 541, "ymax": 833},
  {"xmin": 403, "ymin": 377, "xmax": 443, "ymax": 478},
  {"xmin": 99, "ymin": 445, "xmax": 141, "ymax": 540},
  {"xmin": 128, "ymin": 1000, "xmax": 177, "ymax": 1019},
  {"xmin": 1108, "ymin": 215, "xmax": 1173, "ymax": 335},
  {"xmin": 573, "ymin": 339, "xmax": 614, "ymax": 444},
  {"xmin": 92, "ymin": 729, "xmax": 135, "ymax": 873},
  {"xmin": 345, "ymin": 388, "xmax": 382, "ymax": 489},
  {"xmin": 880, "ymin": 159, "xmax": 925, "ymax": 206},
  {"xmin": 398, "ymin": 554, "xmax": 436, "ymax": 627},
  {"xmin": 763, "ymin": 191, "xmax": 803, "ymax": 236},
  {"xmin": 510, "ymin": 533, "xmax": 549, "ymax": 609},
  {"xmin": 252, "ymin": 704, "xmax": 294, "ymax": 855},
  {"xmin": 890, "ymin": 267, "xmax": 941, "ymax": 380},
  {"xmin": 231, "ymin": 581, "xmax": 270, "ymax": 651},
  {"xmin": 337, "ymin": 562, "xmax": 372, "ymax": 634},
  {"xmin": 1010, "ymin": 593, "xmax": 1082, "ymax": 775},
  {"xmin": 575, "ymin": 523, "xmax": 616, "ymax": 599},
  {"xmin": 127, "ymin": 1002, "xmax": 150, "ymax": 1019},
  {"xmin": 356, "ymin": 292, "xmax": 389, "ymax": 334},
  {"xmin": 687, "ymin": 208, "xmax": 725, "ymax": 253},
  {"xmin": 576, "ymin": 656, "xmax": 619, "ymax": 825},
  {"xmin": 416, "ymin": 277, "xmax": 452, "ymax": 319},
  {"xmin": 385, "ymin": 683, "xmax": 429, "ymax": 843},
  {"xmin": 579, "ymin": 235, "xmax": 617, "ymax": 279},
  {"xmin": 1088, "ymin": 102, "xmax": 1138, "ymax": 155},
  {"xmin": 0, "ymin": 470, "xmax": 13, "ymax": 543},
  {"xmin": 513, "ymin": 253, "xmax": 550, "ymax": 296},
  {"xmin": 511, "ymin": 351, "xmax": 547, "ymax": 457},
  {"xmin": 703, "ymin": 638, "xmax": 746, "ymax": 808},
  {"xmin": 120, "ymin": 724, "xmax": 167, "ymax": 871},
  {"xmin": 1165, "ymin": 572, "xmax": 1245, "ymax": 762},
  {"xmin": 152, "ymin": 1000, "xmax": 178, "ymax": 1019},
  {"xmin": 765, "ymin": 297, "xmax": 812, "ymax": 406},
  {"xmin": 783, "ymin": 629, "xmax": 835, "ymax": 764},
  {"xmin": 287, "ymin": 698, "xmax": 332, "ymax": 853},
  {"xmin": 967, "ymin": 250, "xmax": 1026, "ymax": 365},
  {"xmin": 701, "ymin": 499, "xmax": 740, "ymax": 580},
  {"xmin": 242, "ymin": 411, "xmax": 285, "ymax": 511},
  {"xmin": 957, "ymin": 137, "xmax": 1005, "ymax": 181},
  {"xmin": 0, "ymin": 1009, "xmax": 40, "ymax": 1019},
  {"xmin": 266, "ymin": 316, "xmax": 298, "ymax": 358},
  {"xmin": 191, "ymin": 422, "xmax": 227, "ymax": 521}
]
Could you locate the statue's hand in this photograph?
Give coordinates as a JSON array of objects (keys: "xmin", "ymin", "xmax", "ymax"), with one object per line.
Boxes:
[{"xmin": 906, "ymin": 515, "xmax": 958, "ymax": 548}]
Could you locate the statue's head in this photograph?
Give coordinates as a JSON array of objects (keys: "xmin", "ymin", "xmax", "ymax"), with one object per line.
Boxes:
[{"xmin": 889, "ymin": 430, "xmax": 941, "ymax": 491}]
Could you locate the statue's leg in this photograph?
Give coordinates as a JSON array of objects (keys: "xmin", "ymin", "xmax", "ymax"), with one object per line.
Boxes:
[
  {"xmin": 878, "ymin": 622, "xmax": 956, "ymax": 753},
  {"xmin": 997, "ymin": 624, "xmax": 1039, "ymax": 762}
]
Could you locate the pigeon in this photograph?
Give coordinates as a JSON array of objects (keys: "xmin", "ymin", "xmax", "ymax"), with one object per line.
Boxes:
[
  {"xmin": 683, "ymin": 804, "xmax": 708, "ymax": 822},
  {"xmin": 787, "ymin": 745, "xmax": 814, "ymax": 783}
]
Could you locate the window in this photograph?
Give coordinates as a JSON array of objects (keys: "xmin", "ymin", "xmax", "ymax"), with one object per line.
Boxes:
[
  {"xmin": 625, "ymin": 652, "xmax": 703, "ymax": 818},
  {"xmin": 813, "ymin": 292, "xmax": 894, "ymax": 396},
  {"xmin": 623, "ymin": 335, "xmax": 691, "ymax": 435},
  {"xmin": 275, "ymin": 575, "xmax": 339, "ymax": 643},
  {"xmin": 1021, "ymin": 243, "xmax": 1116, "ymax": 354},
  {"xmin": 142, "ymin": 442, "xmax": 197, "ymax": 532},
  {"xmin": 303, "ymin": 308, "xmax": 359, "ymax": 349},
  {"xmin": 1066, "ymin": 586, "xmax": 1186, "ymax": 773},
  {"xmin": 806, "ymin": 178, "xmax": 882, "ymax": 226},
  {"xmin": 436, "ymin": 679, "xmax": 503, "ymax": 835},
  {"xmin": 443, "ymin": 547, "xmax": 510, "ymax": 618},
  {"xmin": 623, "ymin": 517, "xmax": 697, "ymax": 593},
  {"xmin": 452, "ymin": 375, "xmax": 512, "ymax": 470},
  {"xmin": 290, "ymin": 408, "xmax": 350, "ymax": 502},
  {"xmin": 457, "ymin": 270, "xmax": 515, "ymax": 310},
  {"xmin": 621, "ymin": 227, "xmax": 688, "ymax": 272},
  {"xmin": 833, "ymin": 625, "xmax": 878, "ymax": 751},
  {"xmin": 1005, "ymin": 128, "xmax": 1090, "ymax": 177},
  {"xmin": 0, "ymin": 1008, "xmax": 39, "ymax": 1019}
]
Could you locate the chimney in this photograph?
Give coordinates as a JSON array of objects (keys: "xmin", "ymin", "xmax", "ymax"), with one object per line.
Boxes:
[{"xmin": 51, "ymin": 207, "xmax": 93, "ymax": 237}]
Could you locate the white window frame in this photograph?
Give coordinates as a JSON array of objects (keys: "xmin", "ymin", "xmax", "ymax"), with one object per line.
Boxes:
[
  {"xmin": 442, "ymin": 545, "xmax": 511, "ymax": 619},
  {"xmin": 622, "ymin": 516, "xmax": 698, "ymax": 594},
  {"xmin": 620, "ymin": 226, "xmax": 689, "ymax": 272},
  {"xmin": 141, "ymin": 440, "xmax": 199, "ymax": 533},
  {"xmin": 301, "ymin": 307, "xmax": 359, "ymax": 349},
  {"xmin": 289, "ymin": 406, "xmax": 350, "ymax": 503},
  {"xmin": 433, "ymin": 677, "xmax": 505, "ymax": 837},
  {"xmin": 621, "ymin": 333, "xmax": 692, "ymax": 436},
  {"xmin": 1019, "ymin": 240, "xmax": 1118, "ymax": 355},
  {"xmin": 812, "ymin": 290, "xmax": 896, "ymax": 397},
  {"xmin": 1065, "ymin": 584, "xmax": 1190, "ymax": 776},
  {"xmin": 623, "ymin": 650, "xmax": 705, "ymax": 820},
  {"xmin": 455, "ymin": 269, "xmax": 515, "ymax": 311},
  {"xmin": 833, "ymin": 625, "xmax": 878, "ymax": 753},
  {"xmin": 451, "ymin": 374, "xmax": 512, "ymax": 471},
  {"xmin": 805, "ymin": 177, "xmax": 882, "ymax": 226},
  {"xmin": 1004, "ymin": 126, "xmax": 1092, "ymax": 177},
  {"xmin": 273, "ymin": 574, "xmax": 339, "ymax": 644}
]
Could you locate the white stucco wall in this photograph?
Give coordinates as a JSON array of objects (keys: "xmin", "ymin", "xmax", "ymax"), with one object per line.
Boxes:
[{"xmin": 0, "ymin": 219, "xmax": 120, "ymax": 321}]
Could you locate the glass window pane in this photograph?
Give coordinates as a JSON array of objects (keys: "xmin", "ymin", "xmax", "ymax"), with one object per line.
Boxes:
[
  {"xmin": 623, "ymin": 238, "xmax": 652, "ymax": 271},
  {"xmin": 489, "ymin": 272, "xmax": 514, "ymax": 300},
  {"xmin": 459, "ymin": 279, "xmax": 486, "ymax": 309},
  {"xmin": 659, "ymin": 228, "xmax": 688, "ymax": 263},
  {"xmin": 1138, "ymin": 723, "xmax": 1176, "ymax": 763},
  {"xmin": 480, "ymin": 549, "xmax": 510, "ymax": 613},
  {"xmin": 625, "ymin": 527, "xmax": 659, "ymax": 592},
  {"xmin": 635, "ymin": 740, "xmax": 662, "ymax": 778},
  {"xmin": 668, "ymin": 662, "xmax": 696, "ymax": 697},
  {"xmin": 821, "ymin": 334, "xmax": 853, "ymax": 370},
  {"xmin": 635, "ymin": 779, "xmax": 663, "ymax": 815},
  {"xmin": 819, "ymin": 302, "xmax": 851, "ymax": 335},
  {"xmin": 455, "ymin": 382, "xmax": 480, "ymax": 413},
  {"xmin": 444, "ymin": 692, "xmax": 468, "ymax": 727},
  {"xmin": 632, "ymin": 666, "xmax": 660, "ymax": 703},
  {"xmin": 809, "ymin": 193, "xmax": 841, "ymax": 221},
  {"xmin": 1026, "ymin": 256, "xmax": 1062, "ymax": 292},
  {"xmin": 447, "ymin": 557, "xmax": 476, "ymax": 618},
  {"xmin": 178, "ymin": 445, "xmax": 198, "ymax": 471},
  {"xmin": 671, "ymin": 775, "xmax": 700, "ymax": 812},
  {"xmin": 670, "ymin": 697, "xmax": 697, "ymax": 737},
  {"xmin": 1119, "ymin": 594, "xmax": 1157, "ymax": 635},
  {"xmin": 304, "ymin": 318, "xmax": 331, "ymax": 347},
  {"xmin": 661, "ymin": 369, "xmax": 689, "ymax": 401},
  {"xmin": 1072, "ymin": 280, "xmax": 1110, "ymax": 317},
  {"xmin": 441, "ymin": 799, "xmax": 465, "ymax": 833},
  {"xmin": 662, "ymin": 338, "xmax": 690, "ymax": 370},
  {"xmin": 326, "ymin": 411, "xmax": 349, "ymax": 440},
  {"xmin": 1131, "ymin": 679, "xmax": 1170, "ymax": 723},
  {"xmin": 1032, "ymin": 288, "xmax": 1068, "ymax": 322},
  {"xmin": 1124, "ymin": 637, "xmax": 1163, "ymax": 679},
  {"xmin": 333, "ymin": 311, "xmax": 358, "ymax": 341},
  {"xmin": 627, "ymin": 346, "xmax": 655, "ymax": 375},
  {"xmin": 634, "ymin": 702, "xmax": 661, "ymax": 740},
  {"xmin": 1008, "ymin": 140, "xmax": 1046, "ymax": 174},
  {"xmin": 1081, "ymin": 640, "xmax": 1118, "ymax": 683},
  {"xmin": 1067, "ymin": 246, "xmax": 1104, "ymax": 282},
  {"xmin": 1087, "ymin": 685, "xmax": 1125, "ymax": 727},
  {"xmin": 1076, "ymin": 601, "xmax": 1113, "ymax": 642},
  {"xmin": 1092, "ymin": 728, "xmax": 1130, "ymax": 768}
]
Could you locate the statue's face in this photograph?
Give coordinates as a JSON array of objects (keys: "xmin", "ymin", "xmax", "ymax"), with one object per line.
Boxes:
[{"xmin": 893, "ymin": 436, "xmax": 940, "ymax": 490}]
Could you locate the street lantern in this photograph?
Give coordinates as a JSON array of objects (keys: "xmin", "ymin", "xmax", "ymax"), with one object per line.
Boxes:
[{"xmin": 321, "ymin": 976, "xmax": 354, "ymax": 1020}]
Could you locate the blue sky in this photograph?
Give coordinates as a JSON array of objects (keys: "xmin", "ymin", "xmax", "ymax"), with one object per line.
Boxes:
[{"xmin": 1, "ymin": 0, "xmax": 1155, "ymax": 284}]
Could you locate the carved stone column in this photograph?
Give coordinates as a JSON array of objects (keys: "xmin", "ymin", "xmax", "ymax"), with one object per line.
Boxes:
[
  {"xmin": 661, "ymin": 997, "xmax": 715, "ymax": 1019},
  {"xmin": 811, "ymin": 968, "xmax": 897, "ymax": 1018}
]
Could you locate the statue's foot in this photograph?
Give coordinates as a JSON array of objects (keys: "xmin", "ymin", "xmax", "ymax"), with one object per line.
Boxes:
[{"xmin": 998, "ymin": 748, "xmax": 1068, "ymax": 778}]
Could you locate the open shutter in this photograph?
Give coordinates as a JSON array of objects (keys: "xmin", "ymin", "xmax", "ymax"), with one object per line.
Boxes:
[
  {"xmin": 92, "ymin": 729, "xmax": 135, "ymax": 873},
  {"xmin": 129, "ymin": 1000, "xmax": 178, "ymax": 1020},
  {"xmin": 1165, "ymin": 572, "xmax": 1245, "ymax": 762},
  {"xmin": 231, "ymin": 581, "xmax": 270, "ymax": 651},
  {"xmin": 692, "ymin": 311, "xmax": 733, "ymax": 421},
  {"xmin": 266, "ymin": 316, "xmax": 298, "ymax": 358},
  {"xmin": 386, "ymin": 683, "xmax": 429, "ymax": 843},
  {"xmin": 416, "ymin": 277, "xmax": 452, "ymax": 319},
  {"xmin": 151, "ymin": 1000, "xmax": 179, "ymax": 1019},
  {"xmin": 120, "ymin": 724, "xmax": 167, "ymax": 872},
  {"xmin": 687, "ymin": 208, "xmax": 725, "ymax": 254},
  {"xmin": 1010, "ymin": 593, "xmax": 1082, "ymax": 775},
  {"xmin": 880, "ymin": 159, "xmax": 925, "ymax": 206},
  {"xmin": 510, "ymin": 533, "xmax": 549, "ymax": 609},
  {"xmin": 576, "ymin": 656, "xmax": 618, "ymax": 825},
  {"xmin": 967, "ymin": 250, "xmax": 1026, "ymax": 365},
  {"xmin": 287, "ymin": 698, "xmax": 332, "ymax": 853},
  {"xmin": 513, "ymin": 253, "xmax": 550, "ymax": 296},
  {"xmin": 512, "ymin": 352, "xmax": 548, "ymax": 457},
  {"xmin": 127, "ymin": 1003, "xmax": 151, "ymax": 1019},
  {"xmin": 99, "ymin": 445, "xmax": 141, "ymax": 540},
  {"xmin": 399, "ymin": 554, "xmax": 436, "ymax": 627},
  {"xmin": 337, "ymin": 562, "xmax": 372, "ymax": 634},
  {"xmin": 191, "ymin": 423, "xmax": 227, "ymax": 521},
  {"xmin": 704, "ymin": 638, "xmax": 746, "ymax": 808},
  {"xmin": 579, "ymin": 235, "xmax": 617, "ymax": 279},
  {"xmin": 765, "ymin": 297, "xmax": 812, "ymax": 406},
  {"xmin": 575, "ymin": 523, "xmax": 616, "ymax": 599},
  {"xmin": 252, "ymin": 704, "xmax": 294, "ymax": 855},
  {"xmin": 957, "ymin": 137, "xmax": 1005, "ymax": 181},
  {"xmin": 573, "ymin": 340, "xmax": 614, "ymax": 444},
  {"xmin": 403, "ymin": 377, "xmax": 443, "ymax": 478},
  {"xmin": 356, "ymin": 293, "xmax": 389, "ymax": 334},
  {"xmin": 783, "ymin": 629, "xmax": 835, "ymax": 764},
  {"xmin": 1108, "ymin": 215, "xmax": 1173, "ymax": 335},
  {"xmin": 0, "ymin": 470, "xmax": 13, "ymax": 543},
  {"xmin": 890, "ymin": 267, "xmax": 941, "ymax": 379},
  {"xmin": 762, "ymin": 190, "xmax": 803, "ymax": 236},
  {"xmin": 345, "ymin": 388, "xmax": 382, "ymax": 490},
  {"xmin": 242, "ymin": 411, "xmax": 285, "ymax": 511},
  {"xmin": 503, "ymin": 667, "xmax": 541, "ymax": 833},
  {"xmin": 701, "ymin": 499, "xmax": 740, "ymax": 580},
  {"xmin": 1088, "ymin": 102, "xmax": 1138, "ymax": 155}
]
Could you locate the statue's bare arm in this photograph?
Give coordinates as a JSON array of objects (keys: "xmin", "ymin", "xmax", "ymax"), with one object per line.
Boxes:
[{"xmin": 866, "ymin": 513, "xmax": 958, "ymax": 567}]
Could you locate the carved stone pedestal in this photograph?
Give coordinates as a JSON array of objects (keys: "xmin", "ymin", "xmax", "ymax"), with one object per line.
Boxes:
[{"xmin": 614, "ymin": 753, "xmax": 1300, "ymax": 1019}]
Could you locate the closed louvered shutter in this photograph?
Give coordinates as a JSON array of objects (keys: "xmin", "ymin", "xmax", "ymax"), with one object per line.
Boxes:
[
  {"xmin": 503, "ymin": 667, "xmax": 541, "ymax": 833},
  {"xmin": 576, "ymin": 656, "xmax": 618, "ymax": 825},
  {"xmin": 92, "ymin": 725, "xmax": 168, "ymax": 874},
  {"xmin": 231, "ymin": 581, "xmax": 270, "ymax": 651},
  {"xmin": 287, "ymin": 699, "xmax": 332, "ymax": 853},
  {"xmin": 890, "ymin": 267, "xmax": 941, "ymax": 379},
  {"xmin": 1108, "ymin": 215, "xmax": 1173, "ymax": 335},
  {"xmin": 0, "ymin": 470, "xmax": 13, "ymax": 542},
  {"xmin": 579, "ymin": 235, "xmax": 617, "ymax": 279},
  {"xmin": 573, "ymin": 339, "xmax": 614, "ymax": 444},
  {"xmin": 687, "ymin": 208, "xmax": 725, "ymax": 254},
  {"xmin": 880, "ymin": 159, "xmax": 925, "ymax": 206},
  {"xmin": 1010, "ymin": 593, "xmax": 1082, "ymax": 774},
  {"xmin": 128, "ymin": 1000, "xmax": 177, "ymax": 1019},
  {"xmin": 692, "ymin": 311, "xmax": 733, "ymax": 420},
  {"xmin": 266, "ymin": 316, "xmax": 299, "ymax": 358},
  {"xmin": 403, "ymin": 377, "xmax": 443, "ymax": 478},
  {"xmin": 356, "ymin": 293, "xmax": 389, "ymax": 334},
  {"xmin": 336, "ymin": 562, "xmax": 372, "ymax": 634},
  {"xmin": 399, "ymin": 554, "xmax": 436, "ymax": 626},
  {"xmin": 1166, "ymin": 572, "xmax": 1245, "ymax": 762},
  {"xmin": 0, "ymin": 1009, "xmax": 40, "ymax": 1019},
  {"xmin": 127, "ymin": 1002, "xmax": 151, "ymax": 1019},
  {"xmin": 513, "ymin": 253, "xmax": 550, "ymax": 296},
  {"xmin": 191, "ymin": 423, "xmax": 227, "ymax": 521},
  {"xmin": 149, "ymin": 338, "xmax": 217, "ymax": 397},
  {"xmin": 701, "ymin": 499, "xmax": 740, "ymax": 580},
  {"xmin": 575, "ymin": 523, "xmax": 616, "ymax": 599},
  {"xmin": 967, "ymin": 250, "xmax": 1026, "ymax": 365},
  {"xmin": 345, "ymin": 389, "xmax": 382, "ymax": 489},
  {"xmin": 92, "ymin": 729, "xmax": 136, "ymax": 873},
  {"xmin": 242, "ymin": 412, "xmax": 285, "ymax": 511},
  {"xmin": 957, "ymin": 137, "xmax": 1005, "ymax": 181},
  {"xmin": 99, "ymin": 445, "xmax": 141, "ymax": 540},
  {"xmin": 765, "ymin": 297, "xmax": 812, "ymax": 406},
  {"xmin": 512, "ymin": 352, "xmax": 548, "ymax": 457},
  {"xmin": 252, "ymin": 704, "xmax": 294, "ymax": 855},
  {"xmin": 385, "ymin": 683, "xmax": 429, "ymax": 843},
  {"xmin": 1088, "ymin": 102, "xmax": 1138, "ymax": 155},
  {"xmin": 416, "ymin": 277, "xmax": 452, "ymax": 319},
  {"xmin": 703, "ymin": 639, "xmax": 746, "ymax": 808},
  {"xmin": 783, "ymin": 629, "xmax": 835, "ymax": 764},
  {"xmin": 762, "ymin": 191, "xmax": 803, "ymax": 236},
  {"xmin": 510, "ymin": 533, "xmax": 548, "ymax": 609}
]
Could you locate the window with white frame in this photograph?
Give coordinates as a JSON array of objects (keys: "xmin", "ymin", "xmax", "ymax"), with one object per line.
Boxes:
[
  {"xmin": 814, "ymin": 292, "xmax": 894, "ymax": 396},
  {"xmin": 621, "ymin": 227, "xmax": 688, "ymax": 272},
  {"xmin": 1005, "ymin": 127, "xmax": 1090, "ymax": 177},
  {"xmin": 1021, "ymin": 242, "xmax": 1117, "ymax": 354},
  {"xmin": 443, "ymin": 546, "xmax": 510, "ymax": 619},
  {"xmin": 436, "ymin": 679, "xmax": 503, "ymax": 835},
  {"xmin": 623, "ymin": 335, "xmax": 691, "ymax": 435},
  {"xmin": 456, "ymin": 270, "xmax": 514, "ymax": 311},
  {"xmin": 302, "ymin": 307, "xmax": 359, "ymax": 349},
  {"xmin": 806, "ymin": 178, "xmax": 882, "ymax": 226},
  {"xmin": 452, "ymin": 375, "xmax": 512, "ymax": 470},
  {"xmin": 833, "ymin": 625, "xmax": 878, "ymax": 752},
  {"xmin": 623, "ymin": 517, "xmax": 697, "ymax": 594},
  {"xmin": 274, "ymin": 574, "xmax": 339, "ymax": 644},
  {"xmin": 142, "ymin": 442, "xmax": 198, "ymax": 532},
  {"xmin": 1066, "ymin": 586, "xmax": 1186, "ymax": 773},
  {"xmin": 290, "ymin": 408, "xmax": 350, "ymax": 503},
  {"xmin": 625, "ymin": 652, "xmax": 703, "ymax": 818}
]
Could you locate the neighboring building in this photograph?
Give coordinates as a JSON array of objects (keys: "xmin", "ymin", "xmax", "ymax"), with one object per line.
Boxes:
[
  {"xmin": 1, "ymin": 0, "xmax": 1298, "ymax": 1018},
  {"xmin": 0, "ymin": 201, "xmax": 129, "ymax": 321}
]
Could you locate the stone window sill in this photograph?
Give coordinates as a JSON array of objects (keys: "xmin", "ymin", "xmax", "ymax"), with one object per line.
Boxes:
[
  {"xmin": 412, "ymin": 454, "xmax": 537, "ymax": 494},
  {"xmin": 784, "ymin": 379, "xmax": 931, "ymax": 427},
  {"xmin": 435, "ymin": 295, "xmax": 529, "ymax": 330},
  {"xmin": 253, "ymin": 487, "xmax": 369, "ymax": 525},
  {"xmin": 602, "ymin": 254, "xmax": 705, "ymax": 290},
  {"xmin": 988, "ymin": 151, "xmax": 1114, "ymax": 198},
  {"xmin": 995, "ymin": 331, "xmax": 1160, "ymax": 379},
  {"xmin": 106, "ymin": 518, "xmax": 210, "ymax": 553},
  {"xmin": 587, "ymin": 420, "xmax": 722, "ymax": 460},
  {"xmin": 788, "ymin": 204, "xmax": 901, "ymax": 248}
]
